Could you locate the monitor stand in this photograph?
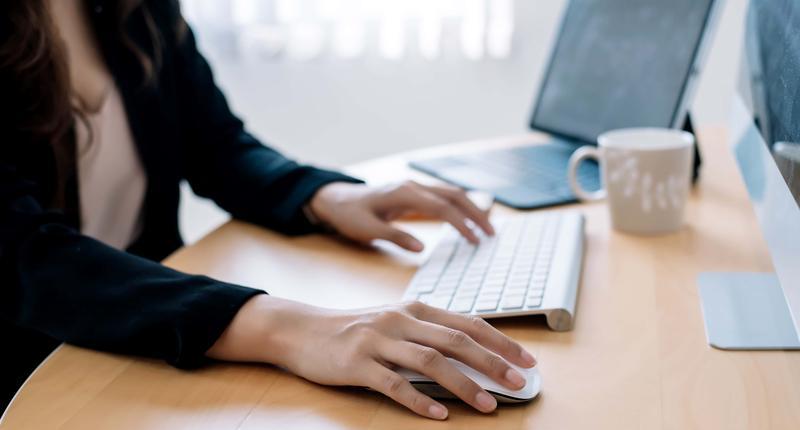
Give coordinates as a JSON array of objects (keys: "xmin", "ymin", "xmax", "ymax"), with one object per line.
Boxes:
[{"xmin": 697, "ymin": 272, "xmax": 800, "ymax": 350}]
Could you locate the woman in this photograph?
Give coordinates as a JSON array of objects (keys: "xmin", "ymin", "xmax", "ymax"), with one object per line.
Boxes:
[{"xmin": 0, "ymin": 0, "xmax": 536, "ymax": 419}]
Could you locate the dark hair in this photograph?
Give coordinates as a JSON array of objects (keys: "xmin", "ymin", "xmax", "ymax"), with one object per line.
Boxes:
[{"xmin": 0, "ymin": 0, "xmax": 178, "ymax": 207}]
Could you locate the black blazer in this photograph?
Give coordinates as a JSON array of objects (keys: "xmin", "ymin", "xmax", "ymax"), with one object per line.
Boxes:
[{"xmin": 0, "ymin": 0, "xmax": 360, "ymax": 406}]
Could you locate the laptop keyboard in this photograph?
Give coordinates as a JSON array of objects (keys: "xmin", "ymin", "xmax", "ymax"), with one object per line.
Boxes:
[
  {"xmin": 410, "ymin": 141, "xmax": 601, "ymax": 208},
  {"xmin": 466, "ymin": 144, "xmax": 599, "ymax": 197}
]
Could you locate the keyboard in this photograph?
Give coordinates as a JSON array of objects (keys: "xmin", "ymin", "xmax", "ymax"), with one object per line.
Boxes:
[
  {"xmin": 402, "ymin": 211, "xmax": 585, "ymax": 331},
  {"xmin": 409, "ymin": 140, "xmax": 600, "ymax": 209}
]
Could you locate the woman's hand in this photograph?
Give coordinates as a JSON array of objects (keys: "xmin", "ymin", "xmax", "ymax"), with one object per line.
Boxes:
[
  {"xmin": 208, "ymin": 295, "xmax": 536, "ymax": 420},
  {"xmin": 308, "ymin": 181, "xmax": 495, "ymax": 252}
]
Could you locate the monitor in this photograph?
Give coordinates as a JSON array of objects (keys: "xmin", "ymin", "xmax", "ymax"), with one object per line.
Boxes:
[
  {"xmin": 697, "ymin": 0, "xmax": 800, "ymax": 350},
  {"xmin": 529, "ymin": 0, "xmax": 717, "ymax": 144}
]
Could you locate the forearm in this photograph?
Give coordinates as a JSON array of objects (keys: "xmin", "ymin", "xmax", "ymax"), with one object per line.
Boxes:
[
  {"xmin": 4, "ymin": 222, "xmax": 261, "ymax": 368},
  {"xmin": 186, "ymin": 141, "xmax": 363, "ymax": 235}
]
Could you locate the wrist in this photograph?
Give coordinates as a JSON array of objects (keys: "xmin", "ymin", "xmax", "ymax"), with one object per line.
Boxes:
[
  {"xmin": 206, "ymin": 295, "xmax": 294, "ymax": 366},
  {"xmin": 308, "ymin": 183, "xmax": 340, "ymax": 227}
]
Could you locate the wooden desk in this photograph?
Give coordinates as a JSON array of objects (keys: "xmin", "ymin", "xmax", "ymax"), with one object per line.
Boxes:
[{"xmin": 2, "ymin": 129, "xmax": 799, "ymax": 429}]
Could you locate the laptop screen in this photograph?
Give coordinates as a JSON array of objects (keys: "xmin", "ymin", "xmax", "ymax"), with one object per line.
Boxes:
[{"xmin": 530, "ymin": 0, "xmax": 715, "ymax": 143}]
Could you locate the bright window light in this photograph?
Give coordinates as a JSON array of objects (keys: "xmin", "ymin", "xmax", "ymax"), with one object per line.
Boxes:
[{"xmin": 181, "ymin": 0, "xmax": 516, "ymax": 61}]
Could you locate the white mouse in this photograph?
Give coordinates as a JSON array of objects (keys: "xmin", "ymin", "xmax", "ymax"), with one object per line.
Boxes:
[{"xmin": 396, "ymin": 358, "xmax": 541, "ymax": 403}]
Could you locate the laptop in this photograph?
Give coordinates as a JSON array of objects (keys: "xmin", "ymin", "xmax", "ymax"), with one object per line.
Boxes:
[{"xmin": 410, "ymin": 0, "xmax": 720, "ymax": 209}]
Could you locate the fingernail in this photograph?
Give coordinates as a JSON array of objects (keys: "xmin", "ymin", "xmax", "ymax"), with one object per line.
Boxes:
[
  {"xmin": 475, "ymin": 391, "xmax": 497, "ymax": 411},
  {"xmin": 428, "ymin": 404, "xmax": 448, "ymax": 419},
  {"xmin": 409, "ymin": 239, "xmax": 424, "ymax": 252},
  {"xmin": 505, "ymin": 368, "xmax": 526, "ymax": 388},
  {"xmin": 521, "ymin": 349, "xmax": 537, "ymax": 367}
]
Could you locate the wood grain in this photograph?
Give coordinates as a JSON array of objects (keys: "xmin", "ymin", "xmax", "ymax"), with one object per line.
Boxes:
[{"xmin": 2, "ymin": 129, "xmax": 798, "ymax": 429}]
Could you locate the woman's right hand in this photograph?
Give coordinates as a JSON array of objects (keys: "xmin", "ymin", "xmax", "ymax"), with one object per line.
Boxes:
[{"xmin": 207, "ymin": 295, "xmax": 537, "ymax": 420}]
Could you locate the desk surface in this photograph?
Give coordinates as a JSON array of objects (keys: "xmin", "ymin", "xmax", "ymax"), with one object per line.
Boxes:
[{"xmin": 3, "ymin": 129, "xmax": 799, "ymax": 430}]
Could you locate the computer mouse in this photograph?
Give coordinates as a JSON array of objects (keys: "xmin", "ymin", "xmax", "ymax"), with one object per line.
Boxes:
[{"xmin": 396, "ymin": 358, "xmax": 541, "ymax": 403}]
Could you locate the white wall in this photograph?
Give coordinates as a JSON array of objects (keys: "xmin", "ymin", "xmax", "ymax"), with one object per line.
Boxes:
[{"xmin": 179, "ymin": 0, "xmax": 747, "ymax": 243}]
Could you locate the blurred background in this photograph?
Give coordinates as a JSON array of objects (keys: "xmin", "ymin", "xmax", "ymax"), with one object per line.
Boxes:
[{"xmin": 178, "ymin": 0, "xmax": 747, "ymax": 243}]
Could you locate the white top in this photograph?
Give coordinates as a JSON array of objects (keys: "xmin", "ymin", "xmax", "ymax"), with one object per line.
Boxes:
[
  {"xmin": 50, "ymin": 0, "xmax": 147, "ymax": 250},
  {"xmin": 75, "ymin": 86, "xmax": 147, "ymax": 250}
]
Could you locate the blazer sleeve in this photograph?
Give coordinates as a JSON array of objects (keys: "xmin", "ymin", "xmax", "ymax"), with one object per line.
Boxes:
[
  {"xmin": 0, "ymin": 163, "xmax": 264, "ymax": 368},
  {"xmin": 172, "ymin": 23, "xmax": 363, "ymax": 235}
]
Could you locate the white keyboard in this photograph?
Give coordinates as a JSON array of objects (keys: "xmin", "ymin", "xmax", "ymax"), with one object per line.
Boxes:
[{"xmin": 402, "ymin": 211, "xmax": 585, "ymax": 331}]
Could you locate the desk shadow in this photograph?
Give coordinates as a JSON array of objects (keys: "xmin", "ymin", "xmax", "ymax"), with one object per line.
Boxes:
[
  {"xmin": 234, "ymin": 364, "xmax": 540, "ymax": 429},
  {"xmin": 111, "ymin": 360, "xmax": 543, "ymax": 429}
]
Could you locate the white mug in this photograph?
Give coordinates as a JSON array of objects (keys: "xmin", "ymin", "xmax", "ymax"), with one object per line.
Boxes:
[{"xmin": 568, "ymin": 128, "xmax": 695, "ymax": 235}]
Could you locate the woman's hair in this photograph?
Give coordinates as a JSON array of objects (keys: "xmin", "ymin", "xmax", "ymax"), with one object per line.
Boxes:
[{"xmin": 0, "ymin": 0, "xmax": 180, "ymax": 207}]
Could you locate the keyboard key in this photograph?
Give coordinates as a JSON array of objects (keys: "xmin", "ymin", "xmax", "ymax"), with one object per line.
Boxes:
[
  {"xmin": 429, "ymin": 296, "xmax": 452, "ymax": 309},
  {"xmin": 456, "ymin": 285, "xmax": 479, "ymax": 293},
  {"xmin": 533, "ymin": 266, "xmax": 548, "ymax": 276},
  {"xmin": 478, "ymin": 292, "xmax": 501, "ymax": 302},
  {"xmin": 410, "ymin": 281, "xmax": 436, "ymax": 294},
  {"xmin": 438, "ymin": 280, "xmax": 460, "ymax": 290},
  {"xmin": 501, "ymin": 294, "xmax": 525, "ymax": 309},
  {"xmin": 529, "ymin": 282, "xmax": 545, "ymax": 291},
  {"xmin": 454, "ymin": 298, "xmax": 477, "ymax": 308},
  {"xmin": 507, "ymin": 277, "xmax": 529, "ymax": 287},
  {"xmin": 475, "ymin": 299, "xmax": 500, "ymax": 312},
  {"xmin": 461, "ymin": 280, "xmax": 482, "ymax": 290},
  {"xmin": 462, "ymin": 273, "xmax": 484, "ymax": 282},
  {"xmin": 439, "ymin": 274, "xmax": 461, "ymax": 284},
  {"xmin": 482, "ymin": 284, "xmax": 505, "ymax": 293},
  {"xmin": 526, "ymin": 291, "xmax": 544, "ymax": 303},
  {"xmin": 481, "ymin": 285, "xmax": 504, "ymax": 294},
  {"xmin": 485, "ymin": 273, "xmax": 506, "ymax": 282},
  {"xmin": 415, "ymin": 272, "xmax": 441, "ymax": 281},
  {"xmin": 526, "ymin": 297, "xmax": 543, "ymax": 308},
  {"xmin": 450, "ymin": 299, "xmax": 475, "ymax": 313},
  {"xmin": 505, "ymin": 284, "xmax": 528, "ymax": 295}
]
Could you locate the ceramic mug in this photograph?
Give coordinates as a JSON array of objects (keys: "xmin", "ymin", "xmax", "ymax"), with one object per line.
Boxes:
[{"xmin": 568, "ymin": 128, "xmax": 695, "ymax": 235}]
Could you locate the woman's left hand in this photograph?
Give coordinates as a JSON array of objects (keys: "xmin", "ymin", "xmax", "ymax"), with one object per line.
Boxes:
[{"xmin": 308, "ymin": 181, "xmax": 494, "ymax": 252}]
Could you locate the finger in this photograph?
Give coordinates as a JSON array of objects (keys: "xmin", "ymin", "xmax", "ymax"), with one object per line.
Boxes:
[
  {"xmin": 360, "ymin": 214, "xmax": 425, "ymax": 252},
  {"xmin": 379, "ymin": 340, "xmax": 498, "ymax": 413},
  {"xmin": 407, "ymin": 303, "xmax": 536, "ymax": 368},
  {"xmin": 365, "ymin": 363, "xmax": 449, "ymax": 420},
  {"xmin": 392, "ymin": 189, "xmax": 480, "ymax": 244},
  {"xmin": 437, "ymin": 205, "xmax": 480, "ymax": 244},
  {"xmin": 421, "ymin": 185, "xmax": 495, "ymax": 236},
  {"xmin": 402, "ymin": 319, "xmax": 526, "ymax": 390}
]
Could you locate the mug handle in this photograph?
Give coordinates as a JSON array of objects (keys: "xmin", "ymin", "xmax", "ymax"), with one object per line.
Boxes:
[{"xmin": 568, "ymin": 146, "xmax": 607, "ymax": 202}]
